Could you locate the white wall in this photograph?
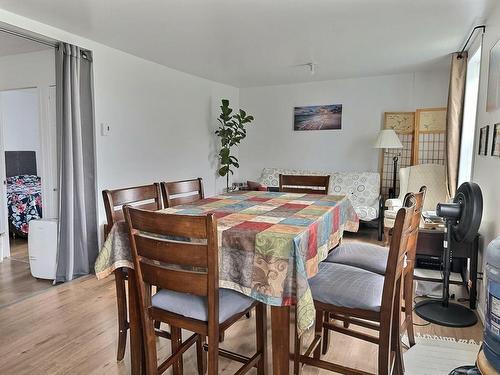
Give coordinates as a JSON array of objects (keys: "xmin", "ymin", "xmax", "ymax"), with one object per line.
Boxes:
[
  {"xmin": 0, "ymin": 88, "xmax": 41, "ymax": 157},
  {"xmin": 0, "ymin": 50, "xmax": 55, "ymax": 185},
  {"xmin": 94, "ymin": 46, "xmax": 239, "ymax": 202},
  {"xmin": 0, "ymin": 10, "xmax": 239, "ymax": 245},
  {"xmin": 238, "ymin": 69, "xmax": 450, "ymax": 180},
  {"xmin": 473, "ymin": 2, "xmax": 500, "ymax": 317}
]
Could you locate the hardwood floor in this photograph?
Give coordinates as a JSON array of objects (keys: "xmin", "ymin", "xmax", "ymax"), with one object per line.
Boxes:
[
  {"xmin": 0, "ymin": 238, "xmax": 53, "ymax": 307},
  {"xmin": 0, "ymin": 227, "xmax": 483, "ymax": 374}
]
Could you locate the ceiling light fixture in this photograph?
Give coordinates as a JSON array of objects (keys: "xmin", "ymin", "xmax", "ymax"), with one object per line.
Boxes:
[
  {"xmin": 295, "ymin": 62, "xmax": 317, "ymax": 75},
  {"xmin": 306, "ymin": 62, "xmax": 316, "ymax": 75}
]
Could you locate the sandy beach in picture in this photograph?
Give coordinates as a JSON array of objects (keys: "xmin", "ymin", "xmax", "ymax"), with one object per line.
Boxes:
[{"xmin": 294, "ymin": 104, "xmax": 342, "ymax": 131}]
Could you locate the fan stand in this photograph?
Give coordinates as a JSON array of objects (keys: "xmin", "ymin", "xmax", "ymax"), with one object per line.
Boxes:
[{"xmin": 414, "ymin": 218, "xmax": 478, "ymax": 327}]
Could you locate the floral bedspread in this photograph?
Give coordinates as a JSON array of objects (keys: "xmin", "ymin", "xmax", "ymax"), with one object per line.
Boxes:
[{"xmin": 7, "ymin": 175, "xmax": 43, "ymax": 235}]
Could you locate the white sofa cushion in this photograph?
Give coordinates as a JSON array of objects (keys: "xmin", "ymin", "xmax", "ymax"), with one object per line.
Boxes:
[
  {"xmin": 328, "ymin": 172, "xmax": 380, "ymax": 221},
  {"xmin": 258, "ymin": 168, "xmax": 380, "ymax": 221}
]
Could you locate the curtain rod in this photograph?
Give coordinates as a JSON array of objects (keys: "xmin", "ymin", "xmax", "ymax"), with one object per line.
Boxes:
[
  {"xmin": 0, "ymin": 26, "xmax": 57, "ymax": 48},
  {"xmin": 458, "ymin": 25, "xmax": 486, "ymax": 57}
]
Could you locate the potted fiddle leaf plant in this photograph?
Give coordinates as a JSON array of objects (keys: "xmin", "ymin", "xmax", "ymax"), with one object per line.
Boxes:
[{"xmin": 215, "ymin": 99, "xmax": 254, "ymax": 191}]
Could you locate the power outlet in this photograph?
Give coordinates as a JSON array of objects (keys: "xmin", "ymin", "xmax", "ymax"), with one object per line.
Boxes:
[{"xmin": 101, "ymin": 122, "xmax": 111, "ymax": 136}]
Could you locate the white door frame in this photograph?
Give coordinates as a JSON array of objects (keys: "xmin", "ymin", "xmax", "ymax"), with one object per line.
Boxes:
[
  {"xmin": 39, "ymin": 85, "xmax": 58, "ymax": 219},
  {"xmin": 0, "ymin": 94, "xmax": 10, "ymax": 260},
  {"xmin": 0, "ymin": 86, "xmax": 57, "ymax": 261}
]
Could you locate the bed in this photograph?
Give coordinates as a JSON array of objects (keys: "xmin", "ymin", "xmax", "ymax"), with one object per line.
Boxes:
[{"xmin": 5, "ymin": 151, "xmax": 43, "ymax": 237}]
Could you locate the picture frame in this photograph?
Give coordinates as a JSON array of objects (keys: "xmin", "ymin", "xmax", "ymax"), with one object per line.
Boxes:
[
  {"xmin": 479, "ymin": 125, "xmax": 489, "ymax": 156},
  {"xmin": 293, "ymin": 104, "xmax": 342, "ymax": 131},
  {"xmin": 492, "ymin": 123, "xmax": 500, "ymax": 157}
]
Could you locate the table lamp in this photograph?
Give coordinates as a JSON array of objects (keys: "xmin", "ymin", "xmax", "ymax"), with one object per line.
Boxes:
[{"xmin": 374, "ymin": 129, "xmax": 403, "ymax": 198}]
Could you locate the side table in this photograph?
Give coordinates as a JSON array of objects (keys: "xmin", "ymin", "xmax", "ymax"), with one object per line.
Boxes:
[{"xmin": 414, "ymin": 227, "xmax": 479, "ymax": 310}]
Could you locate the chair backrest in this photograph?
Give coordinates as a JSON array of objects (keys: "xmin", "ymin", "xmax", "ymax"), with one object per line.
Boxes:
[
  {"xmin": 279, "ymin": 174, "xmax": 330, "ymax": 195},
  {"xmin": 102, "ymin": 183, "xmax": 161, "ymax": 238},
  {"xmin": 403, "ymin": 186, "xmax": 426, "ymax": 263},
  {"xmin": 398, "ymin": 164, "xmax": 449, "ymax": 211},
  {"xmin": 380, "ymin": 194, "xmax": 419, "ymax": 317},
  {"xmin": 124, "ymin": 207, "xmax": 219, "ymax": 323},
  {"xmin": 161, "ymin": 178, "xmax": 204, "ymax": 208}
]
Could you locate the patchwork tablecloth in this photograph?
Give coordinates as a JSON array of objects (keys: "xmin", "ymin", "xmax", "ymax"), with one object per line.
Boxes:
[{"xmin": 95, "ymin": 191, "xmax": 359, "ymax": 335}]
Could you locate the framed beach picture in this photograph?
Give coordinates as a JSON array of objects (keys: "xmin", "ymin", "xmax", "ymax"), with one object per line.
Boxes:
[
  {"xmin": 293, "ymin": 104, "xmax": 342, "ymax": 131},
  {"xmin": 479, "ymin": 125, "xmax": 489, "ymax": 156},
  {"xmin": 492, "ymin": 123, "xmax": 500, "ymax": 157}
]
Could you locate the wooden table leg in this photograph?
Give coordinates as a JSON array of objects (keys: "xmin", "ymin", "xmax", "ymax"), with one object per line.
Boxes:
[
  {"xmin": 271, "ymin": 306, "xmax": 292, "ymax": 375},
  {"xmin": 127, "ymin": 269, "xmax": 144, "ymax": 374}
]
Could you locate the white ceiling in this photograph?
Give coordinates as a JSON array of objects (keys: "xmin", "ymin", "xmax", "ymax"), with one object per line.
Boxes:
[
  {"xmin": 0, "ymin": 30, "xmax": 50, "ymax": 57},
  {"xmin": 0, "ymin": 0, "xmax": 494, "ymax": 87}
]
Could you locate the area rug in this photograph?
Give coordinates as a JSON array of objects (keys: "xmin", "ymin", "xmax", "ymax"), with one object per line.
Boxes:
[{"xmin": 403, "ymin": 334, "xmax": 481, "ymax": 374}]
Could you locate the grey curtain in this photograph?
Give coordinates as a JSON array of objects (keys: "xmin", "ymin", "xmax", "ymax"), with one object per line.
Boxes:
[
  {"xmin": 55, "ymin": 43, "xmax": 98, "ymax": 282},
  {"xmin": 446, "ymin": 52, "xmax": 468, "ymax": 197}
]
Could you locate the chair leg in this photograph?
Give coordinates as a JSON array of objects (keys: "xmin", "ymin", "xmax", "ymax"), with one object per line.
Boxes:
[
  {"xmin": 114, "ymin": 269, "xmax": 128, "ymax": 361},
  {"xmin": 142, "ymin": 312, "xmax": 160, "ymax": 375},
  {"xmin": 294, "ymin": 325, "xmax": 302, "ymax": 375},
  {"xmin": 378, "ymin": 330, "xmax": 391, "ymax": 375},
  {"xmin": 404, "ymin": 272, "xmax": 416, "ymax": 348},
  {"xmin": 207, "ymin": 328, "xmax": 219, "ymax": 375},
  {"xmin": 378, "ymin": 295, "xmax": 396, "ymax": 375},
  {"xmin": 378, "ymin": 217, "xmax": 383, "ymax": 241},
  {"xmin": 390, "ymin": 279, "xmax": 404, "ymax": 375},
  {"xmin": 171, "ymin": 326, "xmax": 184, "ymax": 375},
  {"xmin": 321, "ymin": 311, "xmax": 330, "ymax": 356},
  {"xmin": 196, "ymin": 336, "xmax": 206, "ymax": 375},
  {"xmin": 256, "ymin": 303, "xmax": 268, "ymax": 375}
]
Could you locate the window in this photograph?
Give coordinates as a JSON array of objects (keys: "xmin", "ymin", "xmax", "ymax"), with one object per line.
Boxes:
[{"xmin": 458, "ymin": 41, "xmax": 482, "ymax": 184}]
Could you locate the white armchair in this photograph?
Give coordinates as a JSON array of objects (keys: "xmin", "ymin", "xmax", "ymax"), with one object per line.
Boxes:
[{"xmin": 384, "ymin": 164, "xmax": 450, "ymax": 233}]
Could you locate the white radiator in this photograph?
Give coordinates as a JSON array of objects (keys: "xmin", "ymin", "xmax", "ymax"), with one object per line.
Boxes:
[{"xmin": 28, "ymin": 219, "xmax": 58, "ymax": 280}]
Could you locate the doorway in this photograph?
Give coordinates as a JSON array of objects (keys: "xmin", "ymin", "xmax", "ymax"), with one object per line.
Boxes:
[{"xmin": 0, "ymin": 31, "xmax": 58, "ymax": 306}]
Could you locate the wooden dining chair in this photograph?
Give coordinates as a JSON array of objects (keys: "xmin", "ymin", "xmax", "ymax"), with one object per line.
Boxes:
[
  {"xmin": 322, "ymin": 187, "xmax": 426, "ymax": 349},
  {"xmin": 279, "ymin": 174, "xmax": 330, "ymax": 195},
  {"xmin": 102, "ymin": 183, "xmax": 162, "ymax": 361},
  {"xmin": 295, "ymin": 195, "xmax": 419, "ymax": 375},
  {"xmin": 162, "ymin": 177, "xmax": 252, "ymax": 326},
  {"xmin": 160, "ymin": 177, "xmax": 204, "ymax": 208},
  {"xmin": 124, "ymin": 207, "xmax": 268, "ymax": 375}
]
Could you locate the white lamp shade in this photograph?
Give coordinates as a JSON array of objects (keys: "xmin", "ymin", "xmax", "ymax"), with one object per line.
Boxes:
[{"xmin": 373, "ymin": 129, "xmax": 403, "ymax": 149}]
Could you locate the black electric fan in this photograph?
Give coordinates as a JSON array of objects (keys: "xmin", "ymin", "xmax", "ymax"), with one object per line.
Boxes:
[{"xmin": 414, "ymin": 182, "xmax": 483, "ymax": 327}]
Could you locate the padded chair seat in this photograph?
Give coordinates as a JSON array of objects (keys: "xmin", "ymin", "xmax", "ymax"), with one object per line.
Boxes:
[
  {"xmin": 152, "ymin": 288, "xmax": 255, "ymax": 323},
  {"xmin": 310, "ymin": 263, "xmax": 384, "ymax": 312},
  {"xmin": 324, "ymin": 241, "xmax": 388, "ymax": 275}
]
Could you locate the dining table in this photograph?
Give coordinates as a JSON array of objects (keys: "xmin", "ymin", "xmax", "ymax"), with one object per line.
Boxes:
[{"xmin": 95, "ymin": 190, "xmax": 359, "ymax": 374}]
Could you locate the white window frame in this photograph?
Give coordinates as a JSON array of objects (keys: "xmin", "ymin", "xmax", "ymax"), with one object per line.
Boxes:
[{"xmin": 458, "ymin": 34, "xmax": 483, "ymax": 184}]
